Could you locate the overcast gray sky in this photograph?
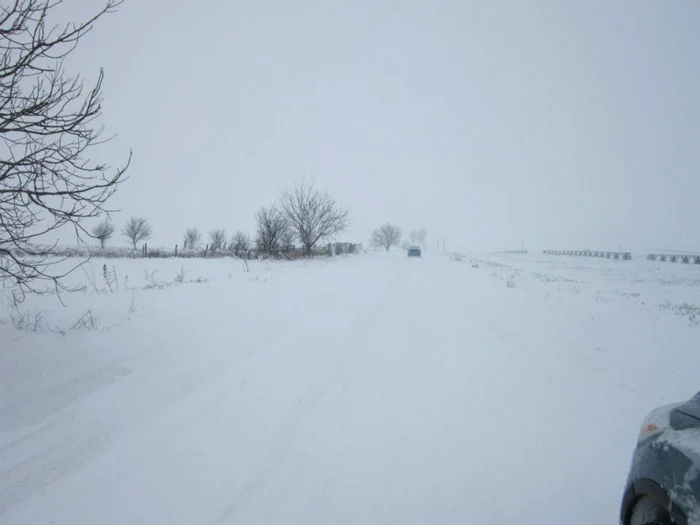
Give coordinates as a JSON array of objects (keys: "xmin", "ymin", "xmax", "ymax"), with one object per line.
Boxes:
[{"xmin": 60, "ymin": 0, "xmax": 699, "ymax": 253}]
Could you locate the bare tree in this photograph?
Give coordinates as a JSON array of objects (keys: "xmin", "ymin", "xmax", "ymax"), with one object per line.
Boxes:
[
  {"xmin": 183, "ymin": 227, "xmax": 200, "ymax": 251},
  {"xmin": 370, "ymin": 223, "xmax": 402, "ymax": 252},
  {"xmin": 279, "ymin": 181, "xmax": 349, "ymax": 257},
  {"xmin": 122, "ymin": 217, "xmax": 151, "ymax": 249},
  {"xmin": 0, "ymin": 0, "xmax": 130, "ymax": 292},
  {"xmin": 209, "ymin": 229, "xmax": 226, "ymax": 253},
  {"xmin": 416, "ymin": 228, "xmax": 428, "ymax": 248},
  {"xmin": 255, "ymin": 206, "xmax": 287, "ymax": 257},
  {"xmin": 92, "ymin": 219, "xmax": 115, "ymax": 249},
  {"xmin": 231, "ymin": 231, "xmax": 250, "ymax": 257}
]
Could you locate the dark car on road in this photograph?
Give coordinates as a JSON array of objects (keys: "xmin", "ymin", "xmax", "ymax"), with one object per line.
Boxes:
[
  {"xmin": 621, "ymin": 391, "xmax": 700, "ymax": 525},
  {"xmin": 407, "ymin": 246, "xmax": 422, "ymax": 258}
]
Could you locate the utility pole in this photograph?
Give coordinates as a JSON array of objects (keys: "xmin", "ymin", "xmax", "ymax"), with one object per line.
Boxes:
[{"xmin": 442, "ymin": 239, "xmax": 446, "ymax": 252}]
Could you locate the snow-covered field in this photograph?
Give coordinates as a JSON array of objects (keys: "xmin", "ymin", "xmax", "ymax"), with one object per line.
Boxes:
[{"xmin": 1, "ymin": 251, "xmax": 698, "ymax": 525}]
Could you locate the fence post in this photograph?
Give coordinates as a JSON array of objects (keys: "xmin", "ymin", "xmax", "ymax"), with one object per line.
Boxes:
[
  {"xmin": 204, "ymin": 244, "xmax": 209, "ymax": 259},
  {"xmin": 175, "ymin": 244, "xmax": 178, "ymax": 257}
]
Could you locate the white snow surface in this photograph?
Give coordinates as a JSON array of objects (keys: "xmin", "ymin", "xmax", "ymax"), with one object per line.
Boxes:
[{"xmin": 1, "ymin": 251, "xmax": 699, "ymax": 524}]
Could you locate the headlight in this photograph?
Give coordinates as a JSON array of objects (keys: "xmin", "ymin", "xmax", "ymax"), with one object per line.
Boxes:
[{"xmin": 638, "ymin": 402, "xmax": 683, "ymax": 443}]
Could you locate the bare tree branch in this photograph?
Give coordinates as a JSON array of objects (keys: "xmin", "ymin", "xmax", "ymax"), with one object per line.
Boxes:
[{"xmin": 0, "ymin": 0, "xmax": 129, "ymax": 293}]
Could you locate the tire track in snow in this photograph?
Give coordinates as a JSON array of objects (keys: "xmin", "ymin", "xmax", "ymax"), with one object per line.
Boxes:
[
  {"xmin": 0, "ymin": 424, "xmax": 118, "ymax": 517},
  {"xmin": 0, "ymin": 362, "xmax": 131, "ymax": 432},
  {"xmin": 215, "ymin": 357, "xmax": 350, "ymax": 524},
  {"xmin": 214, "ymin": 262, "xmax": 402, "ymax": 523},
  {"xmin": 0, "ymin": 332, "xmax": 277, "ymax": 524}
]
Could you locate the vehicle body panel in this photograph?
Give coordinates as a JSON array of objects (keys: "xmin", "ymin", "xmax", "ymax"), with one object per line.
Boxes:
[{"xmin": 621, "ymin": 394, "xmax": 700, "ymax": 525}]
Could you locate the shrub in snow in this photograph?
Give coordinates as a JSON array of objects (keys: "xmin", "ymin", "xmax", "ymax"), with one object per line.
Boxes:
[
  {"xmin": 659, "ymin": 302, "xmax": 700, "ymax": 325},
  {"xmin": 125, "ymin": 292, "xmax": 142, "ymax": 321},
  {"xmin": 175, "ymin": 267, "xmax": 188, "ymax": 283},
  {"xmin": 69, "ymin": 309, "xmax": 102, "ymax": 332},
  {"xmin": 143, "ymin": 269, "xmax": 164, "ymax": 290},
  {"xmin": 506, "ymin": 273, "xmax": 520, "ymax": 288},
  {"xmin": 10, "ymin": 308, "xmax": 47, "ymax": 332},
  {"xmin": 102, "ymin": 265, "xmax": 118, "ymax": 293},
  {"xmin": 146, "ymin": 248, "xmax": 171, "ymax": 259}
]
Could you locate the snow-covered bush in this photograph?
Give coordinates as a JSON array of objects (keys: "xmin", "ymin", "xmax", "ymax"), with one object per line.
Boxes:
[{"xmin": 506, "ymin": 273, "xmax": 520, "ymax": 288}]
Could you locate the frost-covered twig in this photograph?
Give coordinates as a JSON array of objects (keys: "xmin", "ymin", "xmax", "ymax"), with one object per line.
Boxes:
[
  {"xmin": 125, "ymin": 291, "xmax": 142, "ymax": 320},
  {"xmin": 10, "ymin": 307, "xmax": 47, "ymax": 332},
  {"xmin": 83, "ymin": 265, "xmax": 101, "ymax": 293},
  {"xmin": 70, "ymin": 309, "xmax": 102, "ymax": 332}
]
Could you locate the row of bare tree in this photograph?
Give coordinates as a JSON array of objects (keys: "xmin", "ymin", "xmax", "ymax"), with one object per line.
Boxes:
[
  {"xmin": 196, "ymin": 181, "xmax": 350, "ymax": 258},
  {"xmin": 91, "ymin": 217, "xmax": 151, "ymax": 250},
  {"xmin": 181, "ymin": 228, "xmax": 250, "ymax": 256},
  {"xmin": 88, "ymin": 180, "xmax": 351, "ymax": 259}
]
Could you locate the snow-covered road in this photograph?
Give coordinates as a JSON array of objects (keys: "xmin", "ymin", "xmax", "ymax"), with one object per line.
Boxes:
[{"xmin": 1, "ymin": 252, "xmax": 698, "ymax": 524}]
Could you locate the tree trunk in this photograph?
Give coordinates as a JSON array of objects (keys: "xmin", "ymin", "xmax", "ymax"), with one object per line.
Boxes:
[{"xmin": 100, "ymin": 239, "xmax": 105, "ymax": 249}]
